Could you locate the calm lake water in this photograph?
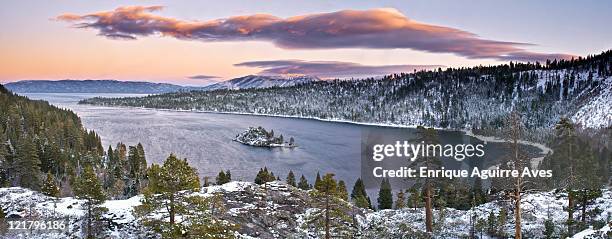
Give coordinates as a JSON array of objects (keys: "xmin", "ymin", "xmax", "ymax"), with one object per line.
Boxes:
[{"xmin": 23, "ymin": 93, "xmax": 538, "ymax": 195}]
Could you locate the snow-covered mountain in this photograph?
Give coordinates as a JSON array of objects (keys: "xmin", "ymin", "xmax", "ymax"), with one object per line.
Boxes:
[
  {"xmin": 1, "ymin": 182, "xmax": 610, "ymax": 238},
  {"xmin": 203, "ymin": 75, "xmax": 320, "ymax": 91},
  {"xmin": 3, "ymin": 80, "xmax": 196, "ymax": 94}
]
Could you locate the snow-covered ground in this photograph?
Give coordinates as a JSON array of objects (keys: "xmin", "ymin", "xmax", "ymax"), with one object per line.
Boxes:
[
  {"xmin": 1, "ymin": 183, "xmax": 610, "ymax": 238},
  {"xmin": 572, "ymin": 76, "xmax": 612, "ymax": 128}
]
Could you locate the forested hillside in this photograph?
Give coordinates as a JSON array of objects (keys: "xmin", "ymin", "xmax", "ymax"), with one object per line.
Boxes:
[
  {"xmin": 0, "ymin": 84, "xmax": 104, "ymax": 190},
  {"xmin": 81, "ymin": 50, "xmax": 612, "ymax": 137},
  {"xmin": 0, "ymin": 85, "xmax": 148, "ymax": 200}
]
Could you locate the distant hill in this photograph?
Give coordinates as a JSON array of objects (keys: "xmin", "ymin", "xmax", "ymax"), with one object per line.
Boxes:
[
  {"xmin": 4, "ymin": 76, "xmax": 320, "ymax": 94},
  {"xmin": 202, "ymin": 75, "xmax": 320, "ymax": 91},
  {"xmin": 3, "ymin": 80, "xmax": 193, "ymax": 94}
]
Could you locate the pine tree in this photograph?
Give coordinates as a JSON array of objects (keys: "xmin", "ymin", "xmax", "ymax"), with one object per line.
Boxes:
[
  {"xmin": 138, "ymin": 154, "xmax": 200, "ymax": 227},
  {"xmin": 41, "ymin": 172, "xmax": 60, "ymax": 197},
  {"xmin": 377, "ymin": 178, "xmax": 393, "ymax": 210},
  {"xmin": 408, "ymin": 126, "xmax": 443, "ymax": 232},
  {"xmin": 475, "ymin": 218, "xmax": 487, "ymax": 239},
  {"xmin": 286, "ymin": 170, "xmax": 296, "ymax": 187},
  {"xmin": 408, "ymin": 187, "xmax": 421, "ymax": 209},
  {"xmin": 544, "ymin": 219, "xmax": 555, "ymax": 239},
  {"xmin": 553, "ymin": 117, "xmax": 578, "ymax": 235},
  {"xmin": 350, "ymin": 178, "xmax": 372, "ymax": 209},
  {"xmin": 497, "ymin": 207, "xmax": 508, "ymax": 237},
  {"xmin": 15, "ymin": 139, "xmax": 42, "ymax": 190},
  {"xmin": 254, "ymin": 167, "xmax": 276, "ymax": 185},
  {"xmin": 298, "ymin": 174, "xmax": 310, "ymax": 190},
  {"xmin": 306, "ymin": 173, "xmax": 355, "ymax": 238},
  {"xmin": 487, "ymin": 211, "xmax": 497, "ymax": 235},
  {"xmin": 472, "ymin": 177, "xmax": 486, "ymax": 205},
  {"xmin": 314, "ymin": 171, "xmax": 322, "ymax": 190},
  {"xmin": 337, "ymin": 180, "xmax": 348, "ymax": 201},
  {"xmin": 216, "ymin": 170, "xmax": 228, "ymax": 185},
  {"xmin": 225, "ymin": 170, "xmax": 231, "ymax": 182},
  {"xmin": 138, "ymin": 155, "xmax": 236, "ymax": 238},
  {"xmin": 181, "ymin": 194, "xmax": 238, "ymax": 238},
  {"xmin": 73, "ymin": 165, "xmax": 106, "ymax": 239},
  {"xmin": 395, "ymin": 191, "xmax": 405, "ymax": 209}
]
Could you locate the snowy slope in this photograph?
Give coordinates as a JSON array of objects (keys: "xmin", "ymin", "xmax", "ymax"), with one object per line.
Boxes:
[
  {"xmin": 2, "ymin": 184, "xmax": 611, "ymax": 238},
  {"xmin": 572, "ymin": 76, "xmax": 612, "ymax": 128},
  {"xmin": 203, "ymin": 75, "xmax": 320, "ymax": 91}
]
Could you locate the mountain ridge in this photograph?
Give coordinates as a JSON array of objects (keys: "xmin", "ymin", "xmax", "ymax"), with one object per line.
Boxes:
[
  {"xmin": 202, "ymin": 74, "xmax": 321, "ymax": 91},
  {"xmin": 3, "ymin": 75, "xmax": 321, "ymax": 94}
]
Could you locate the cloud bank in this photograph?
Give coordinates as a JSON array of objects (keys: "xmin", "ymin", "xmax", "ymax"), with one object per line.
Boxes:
[
  {"xmin": 56, "ymin": 6, "xmax": 574, "ymax": 62},
  {"xmin": 187, "ymin": 75, "xmax": 220, "ymax": 80},
  {"xmin": 235, "ymin": 60, "xmax": 442, "ymax": 78}
]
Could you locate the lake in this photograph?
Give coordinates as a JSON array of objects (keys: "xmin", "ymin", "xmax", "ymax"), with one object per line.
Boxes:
[{"xmin": 23, "ymin": 93, "xmax": 540, "ymax": 195}]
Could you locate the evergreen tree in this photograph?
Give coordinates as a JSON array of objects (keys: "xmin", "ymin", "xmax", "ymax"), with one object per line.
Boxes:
[
  {"xmin": 297, "ymin": 174, "xmax": 311, "ymax": 190},
  {"xmin": 554, "ymin": 117, "xmax": 578, "ymax": 235},
  {"xmin": 377, "ymin": 178, "xmax": 393, "ymax": 210},
  {"xmin": 314, "ymin": 171, "xmax": 323, "ymax": 190},
  {"xmin": 544, "ymin": 219, "xmax": 555, "ymax": 239},
  {"xmin": 395, "ymin": 191, "xmax": 406, "ymax": 209},
  {"xmin": 350, "ymin": 178, "xmax": 372, "ymax": 209},
  {"xmin": 497, "ymin": 207, "xmax": 508, "ymax": 237},
  {"xmin": 286, "ymin": 170, "xmax": 296, "ymax": 187},
  {"xmin": 408, "ymin": 187, "xmax": 421, "ymax": 209},
  {"xmin": 475, "ymin": 218, "xmax": 487, "ymax": 239},
  {"xmin": 138, "ymin": 154, "xmax": 200, "ymax": 226},
  {"xmin": 225, "ymin": 170, "xmax": 231, "ymax": 182},
  {"xmin": 180, "ymin": 195, "xmax": 238, "ymax": 238},
  {"xmin": 137, "ymin": 154, "xmax": 237, "ymax": 238},
  {"xmin": 41, "ymin": 172, "xmax": 60, "ymax": 197},
  {"xmin": 337, "ymin": 180, "xmax": 348, "ymax": 201},
  {"xmin": 73, "ymin": 165, "xmax": 107, "ymax": 239},
  {"xmin": 487, "ymin": 211, "xmax": 497, "ymax": 235},
  {"xmin": 126, "ymin": 144, "xmax": 147, "ymax": 197},
  {"xmin": 472, "ymin": 177, "xmax": 486, "ymax": 205},
  {"xmin": 408, "ymin": 126, "xmax": 443, "ymax": 232},
  {"xmin": 15, "ymin": 139, "xmax": 42, "ymax": 190},
  {"xmin": 254, "ymin": 167, "xmax": 276, "ymax": 185},
  {"xmin": 306, "ymin": 173, "xmax": 355, "ymax": 238},
  {"xmin": 216, "ymin": 170, "xmax": 228, "ymax": 185}
]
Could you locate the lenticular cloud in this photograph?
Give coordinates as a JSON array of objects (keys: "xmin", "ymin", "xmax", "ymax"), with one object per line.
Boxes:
[{"xmin": 56, "ymin": 6, "xmax": 573, "ymax": 62}]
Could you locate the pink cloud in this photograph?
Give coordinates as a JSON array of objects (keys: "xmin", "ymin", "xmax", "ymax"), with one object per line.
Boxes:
[
  {"xmin": 56, "ymin": 6, "xmax": 574, "ymax": 62},
  {"xmin": 235, "ymin": 60, "xmax": 442, "ymax": 78}
]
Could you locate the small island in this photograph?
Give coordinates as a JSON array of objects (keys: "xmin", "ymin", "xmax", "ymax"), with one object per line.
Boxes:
[{"xmin": 234, "ymin": 126, "xmax": 296, "ymax": 148}]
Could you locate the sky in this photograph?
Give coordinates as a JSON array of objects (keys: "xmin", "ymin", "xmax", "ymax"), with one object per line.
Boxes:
[{"xmin": 1, "ymin": 0, "xmax": 611, "ymax": 85}]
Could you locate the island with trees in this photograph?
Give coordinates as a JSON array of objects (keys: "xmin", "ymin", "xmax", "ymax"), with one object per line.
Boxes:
[{"xmin": 234, "ymin": 126, "xmax": 296, "ymax": 148}]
